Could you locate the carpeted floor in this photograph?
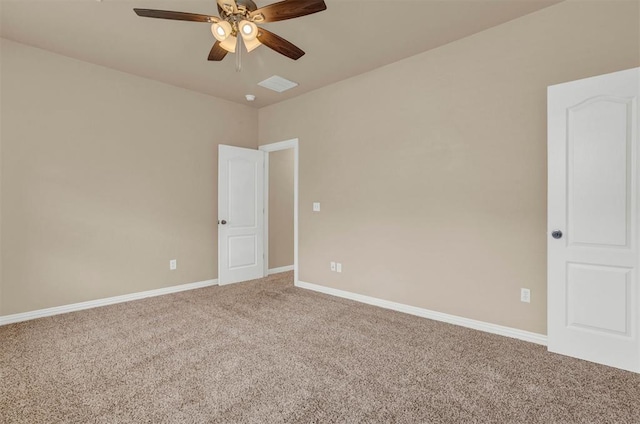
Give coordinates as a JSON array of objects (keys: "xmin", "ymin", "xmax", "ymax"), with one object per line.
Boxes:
[{"xmin": 1, "ymin": 272, "xmax": 639, "ymax": 423}]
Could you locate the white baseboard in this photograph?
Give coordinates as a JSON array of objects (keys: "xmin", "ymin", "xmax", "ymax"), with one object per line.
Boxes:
[
  {"xmin": 296, "ymin": 280, "xmax": 547, "ymax": 346},
  {"xmin": 268, "ymin": 265, "xmax": 294, "ymax": 275},
  {"xmin": 2, "ymin": 276, "xmax": 547, "ymax": 347},
  {"xmin": 0, "ymin": 278, "xmax": 218, "ymax": 326}
]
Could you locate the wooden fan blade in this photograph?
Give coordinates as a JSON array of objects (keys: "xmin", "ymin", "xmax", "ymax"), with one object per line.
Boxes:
[
  {"xmin": 133, "ymin": 9, "xmax": 217, "ymax": 23},
  {"xmin": 250, "ymin": 0, "xmax": 326, "ymax": 23},
  {"xmin": 256, "ymin": 27, "xmax": 305, "ymax": 60},
  {"xmin": 208, "ymin": 41, "xmax": 228, "ymax": 61}
]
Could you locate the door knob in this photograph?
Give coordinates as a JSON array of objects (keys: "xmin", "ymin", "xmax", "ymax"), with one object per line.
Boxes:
[
  {"xmin": 219, "ymin": 220, "xmax": 227, "ymax": 225},
  {"xmin": 551, "ymin": 230, "xmax": 563, "ymax": 239}
]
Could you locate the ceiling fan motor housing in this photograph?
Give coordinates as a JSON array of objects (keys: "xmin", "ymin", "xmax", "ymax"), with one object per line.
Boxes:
[{"xmin": 218, "ymin": 0, "xmax": 259, "ymax": 17}]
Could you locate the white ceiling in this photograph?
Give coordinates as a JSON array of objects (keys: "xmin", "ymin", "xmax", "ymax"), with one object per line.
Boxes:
[{"xmin": 0, "ymin": 0, "xmax": 562, "ymax": 108}]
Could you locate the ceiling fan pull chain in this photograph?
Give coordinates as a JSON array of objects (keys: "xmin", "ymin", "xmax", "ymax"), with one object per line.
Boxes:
[{"xmin": 236, "ymin": 35, "xmax": 242, "ymax": 72}]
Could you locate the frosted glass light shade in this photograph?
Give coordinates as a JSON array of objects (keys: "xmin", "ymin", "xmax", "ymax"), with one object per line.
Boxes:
[
  {"xmin": 220, "ymin": 35, "xmax": 237, "ymax": 53},
  {"xmin": 238, "ymin": 20, "xmax": 258, "ymax": 41},
  {"xmin": 243, "ymin": 37, "xmax": 261, "ymax": 52},
  {"xmin": 211, "ymin": 21, "xmax": 232, "ymax": 42}
]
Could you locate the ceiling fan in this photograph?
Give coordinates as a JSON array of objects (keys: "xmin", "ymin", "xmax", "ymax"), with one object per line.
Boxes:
[{"xmin": 134, "ymin": 0, "xmax": 327, "ymax": 69}]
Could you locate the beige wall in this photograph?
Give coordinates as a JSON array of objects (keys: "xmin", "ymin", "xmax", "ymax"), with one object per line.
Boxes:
[
  {"xmin": 259, "ymin": 0, "xmax": 640, "ymax": 334},
  {"xmin": 268, "ymin": 148, "xmax": 294, "ymax": 269},
  {"xmin": 0, "ymin": 44, "xmax": 2, "ymax": 315},
  {"xmin": 2, "ymin": 1, "xmax": 639, "ymax": 333},
  {"xmin": 0, "ymin": 39, "xmax": 258, "ymax": 315}
]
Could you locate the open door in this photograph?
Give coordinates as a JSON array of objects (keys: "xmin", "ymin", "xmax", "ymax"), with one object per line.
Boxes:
[
  {"xmin": 218, "ymin": 145, "xmax": 265, "ymax": 285},
  {"xmin": 548, "ymin": 67, "xmax": 639, "ymax": 372}
]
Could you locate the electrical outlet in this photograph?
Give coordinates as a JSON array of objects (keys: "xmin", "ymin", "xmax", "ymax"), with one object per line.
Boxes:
[
  {"xmin": 170, "ymin": 259, "xmax": 177, "ymax": 270},
  {"xmin": 336, "ymin": 263, "xmax": 342, "ymax": 273},
  {"xmin": 313, "ymin": 202, "xmax": 321, "ymax": 212},
  {"xmin": 521, "ymin": 288, "xmax": 530, "ymax": 303},
  {"xmin": 330, "ymin": 261, "xmax": 336, "ymax": 271}
]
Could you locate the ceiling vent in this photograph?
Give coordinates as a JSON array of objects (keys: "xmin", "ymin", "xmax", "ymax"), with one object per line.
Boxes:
[{"xmin": 258, "ymin": 75, "xmax": 299, "ymax": 93}]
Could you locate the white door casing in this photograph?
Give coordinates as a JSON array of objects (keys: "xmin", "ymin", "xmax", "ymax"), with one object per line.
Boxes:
[
  {"xmin": 218, "ymin": 145, "xmax": 265, "ymax": 285},
  {"xmin": 548, "ymin": 67, "xmax": 639, "ymax": 372}
]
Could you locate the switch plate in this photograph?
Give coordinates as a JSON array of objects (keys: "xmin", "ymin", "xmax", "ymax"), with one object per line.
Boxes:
[
  {"xmin": 330, "ymin": 261, "xmax": 336, "ymax": 271},
  {"xmin": 170, "ymin": 259, "xmax": 177, "ymax": 270},
  {"xmin": 336, "ymin": 263, "xmax": 342, "ymax": 273},
  {"xmin": 313, "ymin": 202, "xmax": 321, "ymax": 212},
  {"xmin": 521, "ymin": 288, "xmax": 530, "ymax": 303}
]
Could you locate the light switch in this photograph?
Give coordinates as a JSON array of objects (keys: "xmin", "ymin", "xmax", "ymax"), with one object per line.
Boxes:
[{"xmin": 313, "ymin": 202, "xmax": 321, "ymax": 212}]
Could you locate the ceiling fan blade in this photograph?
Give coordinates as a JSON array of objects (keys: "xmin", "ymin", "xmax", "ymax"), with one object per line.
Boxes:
[
  {"xmin": 250, "ymin": 0, "xmax": 326, "ymax": 23},
  {"xmin": 133, "ymin": 9, "xmax": 218, "ymax": 23},
  {"xmin": 208, "ymin": 41, "xmax": 228, "ymax": 61},
  {"xmin": 256, "ymin": 27, "xmax": 305, "ymax": 60}
]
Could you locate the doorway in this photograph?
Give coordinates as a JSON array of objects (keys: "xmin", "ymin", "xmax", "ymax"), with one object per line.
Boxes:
[{"xmin": 259, "ymin": 139, "xmax": 299, "ymax": 284}]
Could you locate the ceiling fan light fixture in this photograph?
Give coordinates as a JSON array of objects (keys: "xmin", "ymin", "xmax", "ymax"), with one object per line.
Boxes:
[
  {"xmin": 211, "ymin": 20, "xmax": 232, "ymax": 42},
  {"xmin": 239, "ymin": 20, "xmax": 258, "ymax": 41},
  {"xmin": 220, "ymin": 35, "xmax": 237, "ymax": 53}
]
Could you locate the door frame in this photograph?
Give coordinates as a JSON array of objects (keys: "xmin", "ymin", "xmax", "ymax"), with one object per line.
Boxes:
[{"xmin": 258, "ymin": 138, "xmax": 299, "ymax": 285}]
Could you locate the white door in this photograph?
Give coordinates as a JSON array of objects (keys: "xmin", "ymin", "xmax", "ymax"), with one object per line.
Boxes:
[
  {"xmin": 218, "ymin": 145, "xmax": 265, "ymax": 285},
  {"xmin": 548, "ymin": 67, "xmax": 639, "ymax": 373}
]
